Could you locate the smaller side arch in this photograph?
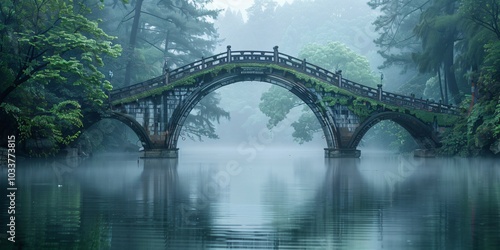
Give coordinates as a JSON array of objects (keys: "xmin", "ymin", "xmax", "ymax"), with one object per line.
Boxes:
[
  {"xmin": 347, "ymin": 112, "xmax": 440, "ymax": 150},
  {"xmin": 84, "ymin": 111, "xmax": 153, "ymax": 150}
]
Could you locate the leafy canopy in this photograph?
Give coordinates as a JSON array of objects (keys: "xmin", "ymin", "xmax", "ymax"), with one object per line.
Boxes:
[
  {"xmin": 0, "ymin": 0, "xmax": 121, "ymax": 155},
  {"xmin": 299, "ymin": 42, "xmax": 379, "ymax": 87}
]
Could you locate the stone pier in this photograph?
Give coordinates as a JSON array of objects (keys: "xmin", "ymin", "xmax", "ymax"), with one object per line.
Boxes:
[
  {"xmin": 324, "ymin": 148, "xmax": 361, "ymax": 158},
  {"xmin": 142, "ymin": 148, "xmax": 179, "ymax": 158}
]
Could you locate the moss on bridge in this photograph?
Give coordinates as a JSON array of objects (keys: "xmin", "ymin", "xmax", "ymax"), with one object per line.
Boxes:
[{"xmin": 111, "ymin": 62, "xmax": 460, "ymax": 127}]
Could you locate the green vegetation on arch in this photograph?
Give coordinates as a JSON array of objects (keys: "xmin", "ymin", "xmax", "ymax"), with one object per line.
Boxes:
[{"xmin": 112, "ymin": 62, "xmax": 459, "ymax": 126}]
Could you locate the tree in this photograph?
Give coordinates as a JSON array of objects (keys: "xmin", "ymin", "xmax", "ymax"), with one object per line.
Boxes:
[
  {"xmin": 259, "ymin": 42, "xmax": 379, "ymax": 144},
  {"xmin": 368, "ymin": 0, "xmax": 429, "ymax": 70},
  {"xmin": 94, "ymin": 0, "xmax": 228, "ymax": 144},
  {"xmin": 413, "ymin": 0, "xmax": 463, "ymax": 104},
  {"xmin": 122, "ymin": 0, "xmax": 220, "ymax": 85},
  {"xmin": 369, "ymin": 0, "xmax": 470, "ymax": 104},
  {"xmin": 440, "ymin": 0, "xmax": 500, "ymax": 156},
  {"xmin": 0, "ymin": 0, "xmax": 121, "ymax": 155},
  {"xmin": 181, "ymin": 92, "xmax": 230, "ymax": 141},
  {"xmin": 368, "ymin": 0, "xmax": 449, "ymax": 102},
  {"xmin": 299, "ymin": 42, "xmax": 379, "ymax": 86},
  {"xmin": 80, "ymin": 0, "xmax": 228, "ymax": 145},
  {"xmin": 123, "ymin": 0, "xmax": 144, "ymax": 86},
  {"xmin": 460, "ymin": 0, "xmax": 500, "ymax": 40}
]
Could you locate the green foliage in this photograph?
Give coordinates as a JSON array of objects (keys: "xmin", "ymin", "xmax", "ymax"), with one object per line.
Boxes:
[
  {"xmin": 412, "ymin": 0, "xmax": 463, "ymax": 104},
  {"xmin": 440, "ymin": 97, "xmax": 482, "ymax": 156},
  {"xmin": 371, "ymin": 0, "xmax": 500, "ymax": 155},
  {"xmin": 370, "ymin": 0, "xmax": 466, "ymax": 104},
  {"xmin": 438, "ymin": 1, "xmax": 500, "ymax": 156},
  {"xmin": 0, "ymin": 0, "xmax": 121, "ymax": 155},
  {"xmin": 368, "ymin": 0, "xmax": 427, "ymax": 70},
  {"xmin": 482, "ymin": 41, "xmax": 500, "ymax": 88},
  {"xmin": 361, "ymin": 121, "xmax": 418, "ymax": 152},
  {"xmin": 259, "ymin": 85, "xmax": 302, "ymax": 129},
  {"xmin": 182, "ymin": 92, "xmax": 230, "ymax": 141},
  {"xmin": 116, "ymin": 0, "xmax": 221, "ymax": 85},
  {"xmin": 441, "ymin": 88, "xmax": 500, "ymax": 156},
  {"xmin": 291, "ymin": 112, "xmax": 321, "ymax": 144},
  {"xmin": 299, "ymin": 42, "xmax": 379, "ymax": 87},
  {"xmin": 259, "ymin": 42, "xmax": 379, "ymax": 143},
  {"xmin": 2, "ymin": 100, "xmax": 83, "ymax": 156},
  {"xmin": 96, "ymin": 0, "xmax": 227, "ymax": 143},
  {"xmin": 459, "ymin": 0, "xmax": 500, "ymax": 40}
]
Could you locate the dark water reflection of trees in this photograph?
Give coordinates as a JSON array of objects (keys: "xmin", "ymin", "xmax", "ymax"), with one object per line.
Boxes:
[{"xmin": 1, "ymin": 155, "xmax": 499, "ymax": 249}]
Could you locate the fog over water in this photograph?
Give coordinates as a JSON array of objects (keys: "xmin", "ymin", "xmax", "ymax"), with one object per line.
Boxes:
[
  {"xmin": 1, "ymin": 151, "xmax": 499, "ymax": 249},
  {"xmin": 180, "ymin": 81, "xmax": 327, "ymax": 149}
]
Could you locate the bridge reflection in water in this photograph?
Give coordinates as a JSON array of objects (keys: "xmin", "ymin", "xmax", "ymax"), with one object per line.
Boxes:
[
  {"xmin": 3, "ymin": 152, "xmax": 499, "ymax": 249},
  {"xmin": 97, "ymin": 46, "xmax": 459, "ymax": 158}
]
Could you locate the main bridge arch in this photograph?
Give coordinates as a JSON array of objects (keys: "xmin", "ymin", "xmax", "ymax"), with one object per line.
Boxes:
[
  {"xmin": 165, "ymin": 71, "xmax": 341, "ymax": 151},
  {"xmin": 109, "ymin": 47, "xmax": 459, "ymax": 158}
]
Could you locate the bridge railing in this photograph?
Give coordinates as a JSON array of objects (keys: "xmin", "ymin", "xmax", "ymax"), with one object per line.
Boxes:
[
  {"xmin": 169, "ymin": 52, "xmax": 228, "ymax": 81},
  {"xmin": 230, "ymin": 51, "xmax": 274, "ymax": 62},
  {"xmin": 109, "ymin": 52, "xmax": 227, "ymax": 101},
  {"xmin": 109, "ymin": 75, "xmax": 165, "ymax": 102},
  {"xmin": 110, "ymin": 48, "xmax": 459, "ymax": 115},
  {"xmin": 274, "ymin": 52, "xmax": 458, "ymax": 114},
  {"xmin": 380, "ymin": 90, "xmax": 459, "ymax": 114}
]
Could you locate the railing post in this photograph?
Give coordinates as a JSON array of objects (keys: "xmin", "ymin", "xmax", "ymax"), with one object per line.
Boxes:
[
  {"xmin": 336, "ymin": 70, "xmax": 342, "ymax": 87},
  {"xmin": 377, "ymin": 84, "xmax": 383, "ymax": 101},
  {"xmin": 302, "ymin": 58, "xmax": 307, "ymax": 71},
  {"xmin": 201, "ymin": 57, "xmax": 205, "ymax": 69},
  {"xmin": 273, "ymin": 45, "xmax": 279, "ymax": 63},
  {"xmin": 164, "ymin": 61, "xmax": 169, "ymax": 85},
  {"xmin": 226, "ymin": 45, "xmax": 232, "ymax": 63}
]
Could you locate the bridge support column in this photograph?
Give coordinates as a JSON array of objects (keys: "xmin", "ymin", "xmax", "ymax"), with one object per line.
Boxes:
[
  {"xmin": 142, "ymin": 148, "xmax": 179, "ymax": 158},
  {"xmin": 325, "ymin": 148, "xmax": 361, "ymax": 158}
]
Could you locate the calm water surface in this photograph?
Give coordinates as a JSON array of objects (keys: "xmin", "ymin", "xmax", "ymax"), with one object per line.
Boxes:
[{"xmin": 1, "ymin": 148, "xmax": 499, "ymax": 249}]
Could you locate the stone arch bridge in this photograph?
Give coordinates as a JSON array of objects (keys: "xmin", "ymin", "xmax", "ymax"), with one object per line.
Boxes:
[{"xmin": 105, "ymin": 46, "xmax": 459, "ymax": 158}]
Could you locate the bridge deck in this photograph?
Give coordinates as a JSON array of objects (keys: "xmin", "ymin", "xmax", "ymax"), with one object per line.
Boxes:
[{"xmin": 110, "ymin": 49, "xmax": 459, "ymax": 116}]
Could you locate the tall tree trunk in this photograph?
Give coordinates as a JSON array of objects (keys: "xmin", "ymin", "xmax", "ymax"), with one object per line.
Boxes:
[
  {"xmin": 163, "ymin": 31, "xmax": 170, "ymax": 63},
  {"xmin": 124, "ymin": 0, "xmax": 144, "ymax": 86},
  {"xmin": 163, "ymin": 31, "xmax": 170, "ymax": 58},
  {"xmin": 444, "ymin": 64, "xmax": 449, "ymax": 104},
  {"xmin": 444, "ymin": 44, "xmax": 460, "ymax": 104},
  {"xmin": 0, "ymin": 85, "xmax": 16, "ymax": 105},
  {"xmin": 443, "ymin": 0, "xmax": 461, "ymax": 105},
  {"xmin": 437, "ymin": 67, "xmax": 444, "ymax": 103}
]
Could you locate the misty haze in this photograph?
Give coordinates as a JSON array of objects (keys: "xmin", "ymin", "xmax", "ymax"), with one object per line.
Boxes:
[{"xmin": 1, "ymin": 0, "xmax": 499, "ymax": 249}]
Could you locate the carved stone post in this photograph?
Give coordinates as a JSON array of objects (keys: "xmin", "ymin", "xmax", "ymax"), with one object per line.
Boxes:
[
  {"xmin": 273, "ymin": 46, "xmax": 279, "ymax": 62},
  {"xmin": 377, "ymin": 84, "xmax": 383, "ymax": 101},
  {"xmin": 337, "ymin": 70, "xmax": 342, "ymax": 87}
]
